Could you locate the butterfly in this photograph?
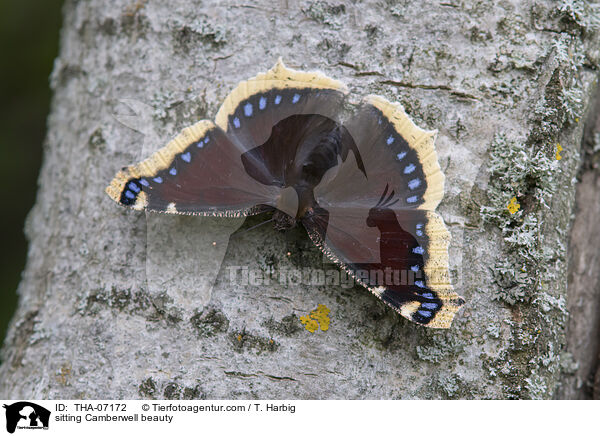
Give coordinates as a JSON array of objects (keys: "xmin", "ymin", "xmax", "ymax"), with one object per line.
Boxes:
[{"xmin": 106, "ymin": 59, "xmax": 465, "ymax": 328}]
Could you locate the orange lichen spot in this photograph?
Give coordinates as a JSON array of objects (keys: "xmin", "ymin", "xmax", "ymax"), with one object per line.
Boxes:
[
  {"xmin": 555, "ymin": 143, "xmax": 563, "ymax": 160},
  {"xmin": 236, "ymin": 334, "xmax": 242, "ymax": 342},
  {"xmin": 300, "ymin": 304, "xmax": 331, "ymax": 333},
  {"xmin": 57, "ymin": 363, "xmax": 72, "ymax": 386},
  {"xmin": 507, "ymin": 197, "xmax": 520, "ymax": 214}
]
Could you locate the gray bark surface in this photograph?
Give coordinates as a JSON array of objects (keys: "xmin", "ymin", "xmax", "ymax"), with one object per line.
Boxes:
[{"xmin": 1, "ymin": 0, "xmax": 599, "ymax": 399}]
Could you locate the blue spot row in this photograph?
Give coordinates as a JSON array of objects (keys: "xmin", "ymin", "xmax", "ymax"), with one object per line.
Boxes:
[
  {"xmin": 416, "ymin": 222, "xmax": 424, "ymax": 236},
  {"xmin": 408, "ymin": 178, "xmax": 421, "ymax": 190},
  {"xmin": 128, "ymin": 182, "xmax": 140, "ymax": 193},
  {"xmin": 233, "ymin": 93, "xmax": 302, "ymax": 128},
  {"xmin": 413, "ymin": 246, "xmax": 424, "ymax": 255},
  {"xmin": 197, "ymin": 136, "xmax": 210, "ymax": 148}
]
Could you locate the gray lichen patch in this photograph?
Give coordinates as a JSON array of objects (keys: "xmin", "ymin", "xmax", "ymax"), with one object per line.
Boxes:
[
  {"xmin": 229, "ymin": 330, "xmax": 279, "ymax": 354},
  {"xmin": 172, "ymin": 16, "xmax": 228, "ymax": 52},
  {"xmin": 263, "ymin": 314, "xmax": 303, "ymax": 337},
  {"xmin": 302, "ymin": 1, "xmax": 347, "ymax": 29},
  {"xmin": 190, "ymin": 307, "xmax": 230, "ymax": 338}
]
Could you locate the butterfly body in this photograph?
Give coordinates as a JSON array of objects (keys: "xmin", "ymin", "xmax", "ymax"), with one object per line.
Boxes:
[{"xmin": 106, "ymin": 60, "xmax": 465, "ymax": 328}]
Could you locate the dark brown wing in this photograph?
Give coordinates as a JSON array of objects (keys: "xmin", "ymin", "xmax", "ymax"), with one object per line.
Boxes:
[
  {"xmin": 106, "ymin": 120, "xmax": 280, "ymax": 216},
  {"xmin": 303, "ymin": 96, "xmax": 464, "ymax": 328}
]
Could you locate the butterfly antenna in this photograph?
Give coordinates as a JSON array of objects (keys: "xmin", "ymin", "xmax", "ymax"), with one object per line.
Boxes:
[
  {"xmin": 376, "ymin": 184, "xmax": 389, "ymax": 207},
  {"xmin": 383, "ymin": 189, "xmax": 395, "ymax": 206},
  {"xmin": 231, "ymin": 217, "xmax": 274, "ymax": 238},
  {"xmin": 385, "ymin": 198, "xmax": 399, "ymax": 208}
]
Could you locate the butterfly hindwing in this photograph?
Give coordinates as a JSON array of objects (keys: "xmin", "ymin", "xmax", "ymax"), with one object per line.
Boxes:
[{"xmin": 304, "ymin": 204, "xmax": 461, "ymax": 327}]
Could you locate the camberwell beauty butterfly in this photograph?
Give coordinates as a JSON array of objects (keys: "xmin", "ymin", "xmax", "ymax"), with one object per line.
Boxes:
[{"xmin": 106, "ymin": 60, "xmax": 465, "ymax": 328}]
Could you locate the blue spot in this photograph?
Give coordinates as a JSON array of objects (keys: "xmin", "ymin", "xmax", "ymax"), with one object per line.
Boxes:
[
  {"xmin": 169, "ymin": 167, "xmax": 177, "ymax": 175},
  {"xmin": 413, "ymin": 246, "xmax": 424, "ymax": 255},
  {"xmin": 387, "ymin": 135, "xmax": 395, "ymax": 145},
  {"xmin": 244, "ymin": 103, "xmax": 253, "ymax": 117},
  {"xmin": 407, "ymin": 195, "xmax": 418, "ymax": 203},
  {"xmin": 415, "ymin": 280, "xmax": 425, "ymax": 288},
  {"xmin": 416, "ymin": 223, "xmax": 423, "ymax": 229},
  {"xmin": 275, "ymin": 95, "xmax": 282, "ymax": 105},
  {"xmin": 378, "ymin": 117, "xmax": 382, "ymax": 125},
  {"xmin": 416, "ymin": 229, "xmax": 423, "ymax": 236},
  {"xmin": 139, "ymin": 178, "xmax": 149, "ymax": 187},
  {"xmin": 292, "ymin": 93, "xmax": 300, "ymax": 103},
  {"xmin": 196, "ymin": 140, "xmax": 204, "ymax": 148},
  {"xmin": 259, "ymin": 96, "xmax": 267, "ymax": 110},
  {"xmin": 128, "ymin": 182, "xmax": 140, "ymax": 193},
  {"xmin": 124, "ymin": 190, "xmax": 135, "ymax": 199},
  {"xmin": 411, "ymin": 265, "xmax": 419, "ymax": 272},
  {"xmin": 181, "ymin": 152, "xmax": 191, "ymax": 163},
  {"xmin": 421, "ymin": 292, "xmax": 434, "ymax": 299},
  {"xmin": 396, "ymin": 151, "xmax": 407, "ymax": 160},
  {"xmin": 153, "ymin": 176, "xmax": 163, "ymax": 184},
  {"xmin": 408, "ymin": 178, "xmax": 421, "ymax": 190},
  {"xmin": 233, "ymin": 117, "xmax": 241, "ymax": 128},
  {"xmin": 417, "ymin": 310, "xmax": 432, "ymax": 318},
  {"xmin": 422, "ymin": 302, "xmax": 438, "ymax": 310},
  {"xmin": 204, "ymin": 136, "xmax": 210, "ymax": 144},
  {"xmin": 404, "ymin": 163, "xmax": 416, "ymax": 174}
]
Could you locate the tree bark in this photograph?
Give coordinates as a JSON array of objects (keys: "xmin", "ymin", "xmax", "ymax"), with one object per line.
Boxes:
[{"xmin": 1, "ymin": 0, "xmax": 599, "ymax": 399}]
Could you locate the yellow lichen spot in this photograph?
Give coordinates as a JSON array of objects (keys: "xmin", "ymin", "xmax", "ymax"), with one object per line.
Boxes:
[
  {"xmin": 300, "ymin": 304, "xmax": 331, "ymax": 333},
  {"xmin": 575, "ymin": 117, "xmax": 580, "ymax": 123},
  {"xmin": 555, "ymin": 143, "xmax": 563, "ymax": 160},
  {"xmin": 236, "ymin": 334, "xmax": 242, "ymax": 342},
  {"xmin": 507, "ymin": 197, "xmax": 520, "ymax": 214}
]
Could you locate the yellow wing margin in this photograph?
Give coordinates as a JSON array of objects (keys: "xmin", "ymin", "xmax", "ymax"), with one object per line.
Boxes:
[
  {"xmin": 366, "ymin": 95, "xmax": 445, "ymax": 211},
  {"xmin": 215, "ymin": 59, "xmax": 348, "ymax": 130},
  {"xmin": 105, "ymin": 120, "xmax": 214, "ymax": 211},
  {"xmin": 423, "ymin": 212, "xmax": 463, "ymax": 328}
]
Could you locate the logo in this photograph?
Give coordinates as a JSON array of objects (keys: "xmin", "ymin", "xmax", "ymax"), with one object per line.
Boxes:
[{"xmin": 3, "ymin": 402, "xmax": 50, "ymax": 433}]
